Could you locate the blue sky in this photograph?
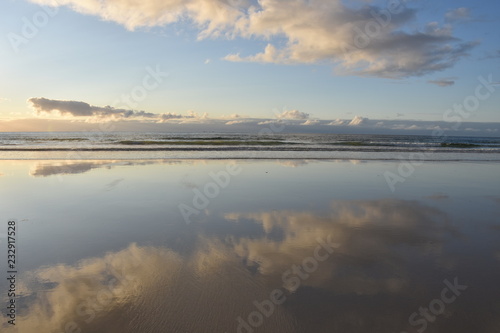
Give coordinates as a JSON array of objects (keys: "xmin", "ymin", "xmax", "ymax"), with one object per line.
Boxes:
[{"xmin": 0, "ymin": 0, "xmax": 499, "ymax": 134}]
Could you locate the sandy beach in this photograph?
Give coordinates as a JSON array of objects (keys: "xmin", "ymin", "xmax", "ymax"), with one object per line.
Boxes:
[{"xmin": 1, "ymin": 159, "xmax": 499, "ymax": 332}]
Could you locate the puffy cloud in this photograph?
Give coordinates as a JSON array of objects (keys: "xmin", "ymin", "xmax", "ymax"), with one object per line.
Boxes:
[
  {"xmin": 428, "ymin": 78, "xmax": 456, "ymax": 87},
  {"xmin": 28, "ymin": 0, "xmax": 476, "ymax": 78},
  {"xmin": 348, "ymin": 115, "xmax": 368, "ymax": 126},
  {"xmin": 328, "ymin": 119, "xmax": 347, "ymax": 126},
  {"xmin": 277, "ymin": 109, "xmax": 309, "ymax": 120},
  {"xmin": 223, "ymin": 0, "xmax": 476, "ymax": 78},
  {"xmin": 29, "ymin": 0, "xmax": 245, "ymax": 35},
  {"xmin": 301, "ymin": 119, "xmax": 319, "ymax": 126}
]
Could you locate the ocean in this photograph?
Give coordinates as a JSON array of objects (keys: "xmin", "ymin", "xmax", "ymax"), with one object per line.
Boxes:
[{"xmin": 1, "ymin": 132, "xmax": 500, "ymax": 160}]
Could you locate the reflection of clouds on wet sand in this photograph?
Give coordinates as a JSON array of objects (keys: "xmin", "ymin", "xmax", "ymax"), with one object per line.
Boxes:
[
  {"xmin": 276, "ymin": 160, "xmax": 312, "ymax": 168},
  {"xmin": 4, "ymin": 242, "xmax": 296, "ymax": 333},
  {"xmin": 224, "ymin": 200, "xmax": 452, "ymax": 295},
  {"xmin": 275, "ymin": 159, "xmax": 364, "ymax": 168},
  {"xmin": 29, "ymin": 160, "xmax": 193, "ymax": 177},
  {"xmin": 4, "ymin": 198, "xmax": 498, "ymax": 333},
  {"xmin": 30, "ymin": 161, "xmax": 116, "ymax": 176},
  {"xmin": 220, "ymin": 200, "xmax": 497, "ymax": 333},
  {"xmin": 27, "ymin": 159, "xmax": 370, "ymax": 177}
]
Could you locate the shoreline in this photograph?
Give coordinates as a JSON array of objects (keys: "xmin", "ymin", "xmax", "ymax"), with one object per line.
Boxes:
[{"xmin": 1, "ymin": 152, "xmax": 500, "ymax": 161}]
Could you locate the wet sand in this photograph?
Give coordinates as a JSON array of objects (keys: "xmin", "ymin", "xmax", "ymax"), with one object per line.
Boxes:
[{"xmin": 1, "ymin": 159, "xmax": 499, "ymax": 332}]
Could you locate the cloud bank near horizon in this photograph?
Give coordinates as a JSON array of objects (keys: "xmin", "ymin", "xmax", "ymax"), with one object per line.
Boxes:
[
  {"xmin": 28, "ymin": 97, "xmax": 204, "ymax": 123},
  {"xmin": 16, "ymin": 96, "xmax": 500, "ymax": 135},
  {"xmin": 28, "ymin": 0, "xmax": 477, "ymax": 79}
]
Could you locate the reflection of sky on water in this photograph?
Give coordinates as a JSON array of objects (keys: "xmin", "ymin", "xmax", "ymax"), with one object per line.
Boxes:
[{"xmin": 0, "ymin": 160, "xmax": 499, "ymax": 332}]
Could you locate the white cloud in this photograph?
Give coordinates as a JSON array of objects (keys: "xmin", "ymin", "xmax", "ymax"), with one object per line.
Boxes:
[
  {"xmin": 30, "ymin": 0, "xmax": 245, "ymax": 35},
  {"xmin": 328, "ymin": 119, "xmax": 347, "ymax": 126},
  {"xmin": 257, "ymin": 119, "xmax": 281, "ymax": 125},
  {"xmin": 301, "ymin": 119, "xmax": 319, "ymax": 126},
  {"xmin": 224, "ymin": 43, "xmax": 291, "ymax": 64},
  {"xmin": 277, "ymin": 109, "xmax": 309, "ymax": 120},
  {"xmin": 224, "ymin": 0, "xmax": 476, "ymax": 78},
  {"xmin": 28, "ymin": 0, "xmax": 477, "ymax": 78},
  {"xmin": 348, "ymin": 115, "xmax": 368, "ymax": 126},
  {"xmin": 225, "ymin": 119, "xmax": 252, "ymax": 125},
  {"xmin": 185, "ymin": 110, "xmax": 210, "ymax": 122}
]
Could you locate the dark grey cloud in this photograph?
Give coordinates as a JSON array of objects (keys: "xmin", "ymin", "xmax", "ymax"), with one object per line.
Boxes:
[
  {"xmin": 29, "ymin": 97, "xmax": 155, "ymax": 118},
  {"xmin": 355, "ymin": 34, "xmax": 478, "ymax": 78},
  {"xmin": 28, "ymin": 97, "xmax": 184, "ymax": 121}
]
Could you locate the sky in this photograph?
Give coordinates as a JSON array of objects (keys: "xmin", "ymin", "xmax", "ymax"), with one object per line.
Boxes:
[{"xmin": 0, "ymin": 0, "xmax": 499, "ymax": 134}]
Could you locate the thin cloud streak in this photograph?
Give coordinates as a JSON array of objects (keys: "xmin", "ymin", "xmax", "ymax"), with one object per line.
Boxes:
[{"xmin": 428, "ymin": 78, "xmax": 456, "ymax": 87}]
